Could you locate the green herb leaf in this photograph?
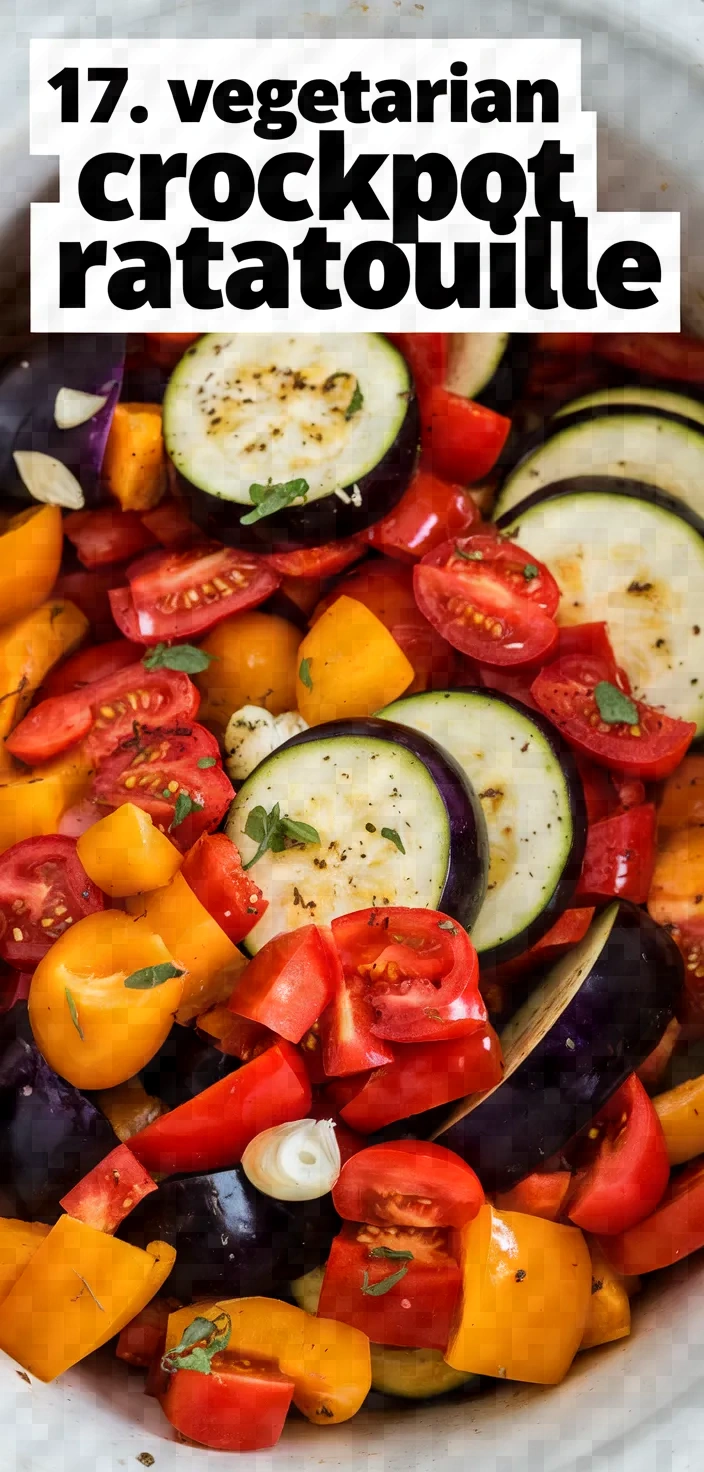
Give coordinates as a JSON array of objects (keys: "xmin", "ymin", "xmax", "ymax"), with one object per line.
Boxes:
[
  {"xmin": 594, "ymin": 681, "xmax": 639, "ymax": 726},
  {"xmin": 381, "ymin": 827, "xmax": 406, "ymax": 854},
  {"xmin": 437, "ymin": 920, "xmax": 458, "ymax": 933},
  {"xmin": 197, "ymin": 755, "xmax": 217, "ymax": 768},
  {"xmin": 170, "ymin": 792, "xmax": 204, "ymax": 831},
  {"xmin": 345, "ymin": 380, "xmax": 364, "ymax": 420},
  {"xmin": 243, "ymin": 802, "xmax": 319, "ymax": 869},
  {"xmin": 454, "ymin": 547, "xmax": 483, "ymax": 561},
  {"xmin": 522, "ymin": 564, "xmax": 539, "ymax": 580},
  {"xmin": 361, "ymin": 1265, "xmax": 409, "ymax": 1296},
  {"xmin": 369, "ymin": 1246, "xmax": 414, "ymax": 1261},
  {"xmin": 299, "ymin": 657, "xmax": 313, "ymax": 691},
  {"xmin": 124, "ymin": 962, "xmax": 185, "ymax": 991},
  {"xmin": 142, "ymin": 642, "xmax": 215, "ymax": 674},
  {"xmin": 240, "ymin": 478, "xmax": 309, "ymax": 526},
  {"xmin": 65, "ymin": 987, "xmax": 84, "ymax": 1041},
  {"xmin": 161, "ymin": 1311, "xmax": 232, "ymax": 1376}
]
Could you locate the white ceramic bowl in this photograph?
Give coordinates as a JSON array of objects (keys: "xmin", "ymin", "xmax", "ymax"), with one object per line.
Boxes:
[{"xmin": 2, "ymin": 3, "xmax": 704, "ymax": 1466}]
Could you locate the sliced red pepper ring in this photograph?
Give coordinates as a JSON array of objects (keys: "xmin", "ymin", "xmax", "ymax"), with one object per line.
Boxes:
[
  {"xmin": 111, "ymin": 544, "xmax": 280, "ymax": 645},
  {"xmin": 59, "ymin": 1144, "xmax": 157, "ymax": 1233},
  {"xmin": 576, "ymin": 804, "xmax": 656, "ymax": 906},
  {"xmin": 331, "ymin": 907, "xmax": 485, "ymax": 1043},
  {"xmin": 566, "ymin": 1073, "xmax": 670, "ymax": 1236},
  {"xmin": 227, "ymin": 925, "xmax": 337, "ymax": 1045},
  {"xmin": 317, "ymin": 1221, "xmax": 461, "ymax": 1350},
  {"xmin": 333, "ymin": 1140, "xmax": 484, "ymax": 1229}
]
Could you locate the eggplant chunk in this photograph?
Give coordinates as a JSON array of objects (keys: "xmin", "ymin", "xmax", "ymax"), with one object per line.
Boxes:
[{"xmin": 140, "ymin": 1024, "xmax": 240, "ymax": 1109}]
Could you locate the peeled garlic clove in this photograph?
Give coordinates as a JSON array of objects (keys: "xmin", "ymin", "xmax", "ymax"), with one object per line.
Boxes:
[
  {"xmin": 242, "ymin": 1118, "xmax": 341, "ymax": 1202},
  {"xmin": 224, "ymin": 705, "xmax": 308, "ymax": 782},
  {"xmin": 13, "ymin": 451, "xmax": 85, "ymax": 510},
  {"xmin": 54, "ymin": 386, "xmax": 108, "ymax": 430}
]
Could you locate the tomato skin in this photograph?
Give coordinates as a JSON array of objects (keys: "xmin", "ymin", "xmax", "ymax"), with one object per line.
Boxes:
[
  {"xmin": 331, "ymin": 907, "xmax": 485, "ymax": 1043},
  {"xmin": 368, "ymin": 468, "xmax": 481, "ymax": 563},
  {"xmin": 318, "ymin": 1221, "xmax": 461, "ymax": 1349},
  {"xmin": 386, "ymin": 332, "xmax": 447, "ymax": 395},
  {"xmin": 312, "ymin": 559, "xmax": 458, "ymax": 694},
  {"xmin": 111, "ymin": 544, "xmax": 280, "ymax": 645},
  {"xmin": 63, "ymin": 510, "xmax": 157, "ymax": 569},
  {"xmin": 426, "ymin": 535, "xmax": 561, "ymax": 617},
  {"xmin": 493, "ymin": 907, "xmax": 595, "ymax": 985},
  {"xmin": 0, "ymin": 835, "xmax": 105, "ymax": 970},
  {"xmin": 7, "ymin": 664, "xmax": 199, "ymax": 766},
  {"xmin": 531, "ymin": 656, "xmax": 696, "ymax": 780},
  {"xmin": 128, "ymin": 1041, "xmax": 312, "ymax": 1175},
  {"xmin": 414, "ymin": 546, "xmax": 559, "ymax": 669},
  {"xmin": 181, "ymin": 833, "xmax": 267, "ymax": 943},
  {"xmin": 567, "ymin": 1074, "xmax": 670, "ymax": 1236},
  {"xmin": 421, "ymin": 385, "xmax": 511, "ymax": 484},
  {"xmin": 599, "ymin": 1159, "xmax": 704, "ymax": 1276},
  {"xmin": 264, "ymin": 534, "xmax": 367, "ymax": 579},
  {"xmin": 576, "ymin": 804, "xmax": 656, "ymax": 905},
  {"xmin": 319, "ymin": 974, "xmax": 396, "ymax": 1078},
  {"xmin": 41, "ymin": 640, "xmax": 143, "ymax": 701},
  {"xmin": 333, "ymin": 1141, "xmax": 484, "ymax": 1229},
  {"xmin": 596, "ymin": 332, "xmax": 704, "ymax": 384},
  {"xmin": 161, "ymin": 1359, "xmax": 295, "ymax": 1453},
  {"xmin": 494, "ymin": 1171, "xmax": 573, "ymax": 1222},
  {"xmin": 555, "ymin": 622, "xmax": 629, "ymax": 689},
  {"xmin": 228, "ymin": 926, "xmax": 337, "ymax": 1044},
  {"xmin": 54, "ymin": 568, "xmax": 121, "ymax": 644},
  {"xmin": 58, "ymin": 1143, "xmax": 157, "ymax": 1233},
  {"xmin": 92, "ymin": 723, "xmax": 233, "ymax": 852},
  {"xmin": 336, "ymin": 1025, "xmax": 504, "ymax": 1134}
]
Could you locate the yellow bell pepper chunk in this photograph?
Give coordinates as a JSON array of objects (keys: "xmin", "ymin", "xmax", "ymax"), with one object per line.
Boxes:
[
  {"xmin": 445, "ymin": 1204, "xmax": 591, "ymax": 1385},
  {"xmin": 77, "ymin": 802, "xmax": 182, "ymax": 898},
  {"xmin": 0, "ymin": 1215, "xmax": 175, "ymax": 1382},
  {"xmin": 579, "ymin": 1239, "xmax": 631, "ymax": 1352},
  {"xmin": 0, "ymin": 749, "xmax": 94, "ymax": 853},
  {"xmin": 653, "ymin": 1072, "xmax": 704, "ymax": 1166},
  {"xmin": 165, "ymin": 1296, "xmax": 371, "ymax": 1425},
  {"xmin": 95, "ymin": 1075, "xmax": 166, "ymax": 1142},
  {"xmin": 295, "ymin": 595, "xmax": 414, "ymax": 725},
  {"xmin": 0, "ymin": 597, "xmax": 88, "ymax": 749},
  {"xmin": 126, "ymin": 871, "xmax": 246, "ymax": 1022},
  {"xmin": 102, "ymin": 402, "xmax": 165, "ymax": 512},
  {"xmin": 0, "ymin": 505, "xmax": 64, "ymax": 630},
  {"xmin": 0, "ymin": 1219, "xmax": 50, "ymax": 1305}
]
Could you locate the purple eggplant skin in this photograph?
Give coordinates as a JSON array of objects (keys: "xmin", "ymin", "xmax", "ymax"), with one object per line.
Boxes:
[
  {"xmin": 175, "ymin": 399, "xmax": 419, "ymax": 555},
  {"xmin": 272, "ymin": 716, "xmax": 489, "ymax": 934},
  {"xmin": 0, "ymin": 1003, "xmax": 119, "ymax": 1223},
  {"xmin": 372, "ymin": 903, "xmax": 682, "ymax": 1192},
  {"xmin": 0, "ymin": 335, "xmax": 125, "ymax": 508},
  {"xmin": 139, "ymin": 1024, "xmax": 240, "ymax": 1110},
  {"xmin": 120, "ymin": 1167, "xmax": 341, "ymax": 1303}
]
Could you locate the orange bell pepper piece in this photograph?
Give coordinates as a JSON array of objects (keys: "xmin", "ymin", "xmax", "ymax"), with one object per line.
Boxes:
[
  {"xmin": 295, "ymin": 595, "xmax": 414, "ymax": 724},
  {"xmin": 77, "ymin": 802, "xmax": 182, "ymax": 898},
  {"xmin": 656, "ymin": 754, "xmax": 704, "ymax": 832},
  {"xmin": 579, "ymin": 1238, "xmax": 630, "ymax": 1351},
  {"xmin": 0, "ymin": 596, "xmax": 88, "ymax": 750},
  {"xmin": 165, "ymin": 1296, "xmax": 371, "ymax": 1425},
  {"xmin": 648, "ymin": 825, "xmax": 704, "ymax": 929},
  {"xmin": 445, "ymin": 1204, "xmax": 591, "ymax": 1384},
  {"xmin": 653, "ymin": 1072, "xmax": 704, "ymax": 1166},
  {"xmin": 126, "ymin": 871, "xmax": 246, "ymax": 1022},
  {"xmin": 102, "ymin": 402, "xmax": 166, "ymax": 511},
  {"xmin": 0, "ymin": 505, "xmax": 63, "ymax": 629},
  {"xmin": 0, "ymin": 750, "xmax": 94, "ymax": 852},
  {"xmin": 0, "ymin": 1215, "xmax": 175, "ymax": 1381},
  {"xmin": 0, "ymin": 1218, "xmax": 51, "ymax": 1304}
]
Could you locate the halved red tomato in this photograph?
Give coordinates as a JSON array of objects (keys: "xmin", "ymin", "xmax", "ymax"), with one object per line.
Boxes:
[
  {"xmin": 7, "ymin": 664, "xmax": 199, "ymax": 765},
  {"xmin": 63, "ymin": 510, "xmax": 157, "ymax": 569},
  {"xmin": 312, "ymin": 559, "xmax": 457, "ymax": 693},
  {"xmin": 110, "ymin": 544, "xmax": 280, "ymax": 645},
  {"xmin": 531, "ymin": 655, "xmax": 696, "ymax": 780},
  {"xmin": 566, "ymin": 1073, "xmax": 670, "ymax": 1236},
  {"xmin": 368, "ymin": 467, "xmax": 481, "ymax": 563},
  {"xmin": 420, "ymin": 386, "xmax": 511, "ymax": 484},
  {"xmin": 91, "ymin": 723, "xmax": 233, "ymax": 851},
  {"xmin": 41, "ymin": 639, "xmax": 143, "ymax": 701},
  {"xmin": 181, "ymin": 833, "xmax": 267, "ymax": 943},
  {"xmin": 332, "ymin": 1140, "xmax": 484, "ymax": 1229},
  {"xmin": 599, "ymin": 1159, "xmax": 704, "ymax": 1276},
  {"xmin": 414, "ymin": 538, "xmax": 559, "ymax": 668},
  {"xmin": 264, "ymin": 534, "xmax": 367, "ymax": 579},
  {"xmin": 0, "ymin": 835, "xmax": 104, "ymax": 969},
  {"xmin": 556, "ymin": 622, "xmax": 630, "ymax": 689},
  {"xmin": 331, "ymin": 907, "xmax": 485, "ymax": 1043}
]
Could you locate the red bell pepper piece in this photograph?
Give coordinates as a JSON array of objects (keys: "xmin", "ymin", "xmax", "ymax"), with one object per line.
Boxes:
[
  {"xmin": 368, "ymin": 466, "xmax": 481, "ymax": 563},
  {"xmin": 128, "ymin": 1041, "xmax": 312, "ymax": 1176},
  {"xmin": 317, "ymin": 1221, "xmax": 461, "ymax": 1349},
  {"xmin": 227, "ymin": 926, "xmax": 337, "ymax": 1044},
  {"xmin": 576, "ymin": 804, "xmax": 657, "ymax": 905},
  {"xmin": 161, "ymin": 1359, "xmax": 295, "ymax": 1452},
  {"xmin": 335, "ymin": 1025, "xmax": 504, "ymax": 1134},
  {"xmin": 319, "ymin": 973, "xmax": 395, "ymax": 1077},
  {"xmin": 181, "ymin": 833, "xmax": 268, "ymax": 944},
  {"xmin": 493, "ymin": 907, "xmax": 595, "ymax": 984},
  {"xmin": 385, "ymin": 332, "xmax": 447, "ymax": 395},
  {"xmin": 420, "ymin": 385, "xmax": 511, "ymax": 485},
  {"xmin": 59, "ymin": 1144, "xmax": 157, "ymax": 1233},
  {"xmin": 63, "ymin": 509, "xmax": 158, "ymax": 569}
]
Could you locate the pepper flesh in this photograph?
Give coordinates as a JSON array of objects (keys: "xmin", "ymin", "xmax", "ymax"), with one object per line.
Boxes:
[
  {"xmin": 0, "ymin": 597, "xmax": 88, "ymax": 755},
  {"xmin": 445, "ymin": 1204, "xmax": 591, "ymax": 1384},
  {"xmin": 0, "ymin": 1218, "xmax": 50, "ymax": 1304},
  {"xmin": 653, "ymin": 1073, "xmax": 704, "ymax": 1166},
  {"xmin": 579, "ymin": 1238, "xmax": 631, "ymax": 1351},
  {"xmin": 0, "ymin": 505, "xmax": 64, "ymax": 629},
  {"xmin": 77, "ymin": 802, "xmax": 182, "ymax": 898},
  {"xmin": 295, "ymin": 596, "xmax": 414, "ymax": 725},
  {"xmin": 126, "ymin": 871, "xmax": 246, "ymax": 1022}
]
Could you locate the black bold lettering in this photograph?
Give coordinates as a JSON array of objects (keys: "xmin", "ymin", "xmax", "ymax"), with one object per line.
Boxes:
[
  {"xmin": 344, "ymin": 241, "xmax": 409, "ymax": 308},
  {"xmin": 597, "ymin": 241, "xmax": 661, "ymax": 309},
  {"xmin": 168, "ymin": 79, "xmax": 213, "ymax": 123},
  {"xmin": 255, "ymin": 81, "xmax": 298, "ymax": 140},
  {"xmin": 59, "ymin": 241, "xmax": 107, "ymax": 307},
  {"xmin": 212, "ymin": 79, "xmax": 253, "ymax": 122},
  {"xmin": 319, "ymin": 132, "xmax": 388, "ymax": 222},
  {"xmin": 392, "ymin": 154, "xmax": 457, "ymax": 244},
  {"xmin": 176, "ymin": 226, "xmax": 223, "ymax": 308},
  {"xmin": 524, "ymin": 217, "xmax": 557, "ymax": 309},
  {"xmin": 78, "ymin": 154, "xmax": 133, "ymax": 222},
  {"xmin": 528, "ymin": 141, "xmax": 575, "ymax": 220},
  {"xmin": 107, "ymin": 242, "xmax": 171, "ymax": 309},
  {"xmin": 226, "ymin": 242, "xmax": 289, "ymax": 308},
  {"xmin": 372, "ymin": 80, "xmax": 412, "ymax": 123},
  {"xmin": 461, "ymin": 154, "xmax": 526, "ymax": 235},
  {"xmin": 415, "ymin": 242, "xmax": 480, "ymax": 309},
  {"xmin": 490, "ymin": 241, "xmax": 516, "ymax": 307},
  {"xmin": 472, "ymin": 80, "xmax": 512, "ymax": 123},
  {"xmin": 561, "ymin": 217, "xmax": 597, "ymax": 309},
  {"xmin": 258, "ymin": 154, "xmax": 314, "ymax": 222},
  {"xmin": 417, "ymin": 79, "xmax": 447, "ymax": 122},
  {"xmin": 516, "ymin": 79, "xmax": 559, "ymax": 123},
  {"xmin": 293, "ymin": 226, "xmax": 341, "ymax": 309},
  {"xmin": 188, "ymin": 154, "xmax": 255, "ymax": 222},
  {"xmin": 139, "ymin": 154, "xmax": 187, "ymax": 221},
  {"xmin": 298, "ymin": 79, "xmax": 338, "ymax": 124}
]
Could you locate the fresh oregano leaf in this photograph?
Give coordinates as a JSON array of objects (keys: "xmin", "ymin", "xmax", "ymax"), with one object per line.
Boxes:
[
  {"xmin": 243, "ymin": 802, "xmax": 319, "ymax": 869},
  {"xmin": 381, "ymin": 827, "xmax": 406, "ymax": 854},
  {"xmin": 345, "ymin": 380, "xmax": 364, "ymax": 420},
  {"xmin": 124, "ymin": 962, "xmax": 185, "ymax": 991},
  {"xmin": 65, "ymin": 987, "xmax": 84, "ymax": 1041},
  {"xmin": 369, "ymin": 1246, "xmax": 414, "ymax": 1261},
  {"xmin": 594, "ymin": 681, "xmax": 639, "ymax": 726},
  {"xmin": 240, "ymin": 478, "xmax": 309, "ymax": 526},
  {"xmin": 170, "ymin": 792, "xmax": 204, "ymax": 830},
  {"xmin": 280, "ymin": 817, "xmax": 321, "ymax": 846},
  {"xmin": 142, "ymin": 643, "xmax": 215, "ymax": 674},
  {"xmin": 161, "ymin": 1311, "xmax": 232, "ymax": 1376},
  {"xmin": 361, "ymin": 1265, "xmax": 409, "ymax": 1296},
  {"xmin": 299, "ymin": 657, "xmax": 313, "ymax": 691}
]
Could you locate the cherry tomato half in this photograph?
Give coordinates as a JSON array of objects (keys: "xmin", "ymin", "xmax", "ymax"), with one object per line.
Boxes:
[
  {"xmin": 0, "ymin": 835, "xmax": 105, "ymax": 970},
  {"xmin": 41, "ymin": 639, "xmax": 143, "ymax": 701},
  {"xmin": 110, "ymin": 544, "xmax": 280, "ymax": 645},
  {"xmin": 91, "ymin": 723, "xmax": 234, "ymax": 852},
  {"xmin": 414, "ymin": 538, "xmax": 559, "ymax": 668},
  {"xmin": 7, "ymin": 664, "xmax": 199, "ymax": 765},
  {"xmin": 332, "ymin": 1140, "xmax": 484, "ymax": 1229},
  {"xmin": 599, "ymin": 1158, "xmax": 704, "ymax": 1276},
  {"xmin": 331, "ymin": 907, "xmax": 484, "ymax": 1043},
  {"xmin": 264, "ymin": 534, "xmax": 367, "ymax": 579},
  {"xmin": 531, "ymin": 655, "xmax": 696, "ymax": 780},
  {"xmin": 566, "ymin": 1074, "xmax": 670, "ymax": 1236}
]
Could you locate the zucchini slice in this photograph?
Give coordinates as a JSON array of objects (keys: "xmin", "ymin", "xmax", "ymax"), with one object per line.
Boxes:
[{"xmin": 554, "ymin": 385, "xmax": 704, "ymax": 429}]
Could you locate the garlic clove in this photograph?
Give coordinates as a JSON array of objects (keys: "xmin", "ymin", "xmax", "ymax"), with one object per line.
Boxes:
[
  {"xmin": 54, "ymin": 386, "xmax": 108, "ymax": 430},
  {"xmin": 13, "ymin": 451, "xmax": 85, "ymax": 510},
  {"xmin": 242, "ymin": 1118, "xmax": 341, "ymax": 1202}
]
